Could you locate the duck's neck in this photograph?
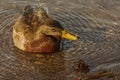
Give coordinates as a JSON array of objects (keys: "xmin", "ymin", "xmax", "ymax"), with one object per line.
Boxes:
[{"xmin": 24, "ymin": 37, "xmax": 60, "ymax": 53}]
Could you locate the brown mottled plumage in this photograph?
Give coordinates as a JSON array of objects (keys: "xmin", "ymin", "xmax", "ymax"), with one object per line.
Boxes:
[{"xmin": 13, "ymin": 5, "xmax": 78, "ymax": 53}]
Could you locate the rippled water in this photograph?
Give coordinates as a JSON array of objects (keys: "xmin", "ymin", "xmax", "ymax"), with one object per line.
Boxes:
[{"xmin": 0, "ymin": 0, "xmax": 120, "ymax": 80}]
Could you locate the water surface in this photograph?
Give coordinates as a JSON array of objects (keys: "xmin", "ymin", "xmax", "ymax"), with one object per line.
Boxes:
[{"xmin": 0, "ymin": 0, "xmax": 120, "ymax": 80}]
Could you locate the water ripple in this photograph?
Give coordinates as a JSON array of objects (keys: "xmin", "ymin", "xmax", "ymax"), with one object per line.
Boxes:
[{"xmin": 0, "ymin": 0, "xmax": 120, "ymax": 80}]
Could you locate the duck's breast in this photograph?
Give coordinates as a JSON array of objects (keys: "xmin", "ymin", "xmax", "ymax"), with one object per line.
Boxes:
[{"xmin": 24, "ymin": 38, "xmax": 56, "ymax": 53}]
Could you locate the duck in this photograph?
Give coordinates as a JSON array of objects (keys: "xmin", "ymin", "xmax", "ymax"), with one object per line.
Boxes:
[{"xmin": 13, "ymin": 5, "xmax": 79, "ymax": 53}]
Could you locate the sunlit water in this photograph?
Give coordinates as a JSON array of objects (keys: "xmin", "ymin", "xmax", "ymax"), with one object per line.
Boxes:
[{"xmin": 0, "ymin": 0, "xmax": 120, "ymax": 80}]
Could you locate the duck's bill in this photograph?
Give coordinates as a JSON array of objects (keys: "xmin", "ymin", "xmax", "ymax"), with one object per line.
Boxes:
[{"xmin": 62, "ymin": 30, "xmax": 79, "ymax": 40}]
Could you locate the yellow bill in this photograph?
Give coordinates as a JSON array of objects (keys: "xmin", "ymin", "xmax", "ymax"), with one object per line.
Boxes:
[{"xmin": 62, "ymin": 30, "xmax": 79, "ymax": 40}]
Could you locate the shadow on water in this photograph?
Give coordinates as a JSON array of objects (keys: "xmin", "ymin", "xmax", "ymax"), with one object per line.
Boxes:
[{"xmin": 0, "ymin": 0, "xmax": 120, "ymax": 80}]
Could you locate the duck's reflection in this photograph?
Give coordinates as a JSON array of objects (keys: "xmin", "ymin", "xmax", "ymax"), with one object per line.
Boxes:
[
  {"xmin": 13, "ymin": 47, "xmax": 67, "ymax": 79},
  {"xmin": 13, "ymin": 47, "xmax": 90, "ymax": 79}
]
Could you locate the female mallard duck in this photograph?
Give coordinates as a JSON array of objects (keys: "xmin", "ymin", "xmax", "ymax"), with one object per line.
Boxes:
[{"xmin": 13, "ymin": 5, "xmax": 79, "ymax": 53}]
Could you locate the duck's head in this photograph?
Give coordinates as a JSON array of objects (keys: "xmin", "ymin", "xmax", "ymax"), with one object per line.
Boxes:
[
  {"xmin": 13, "ymin": 5, "xmax": 79, "ymax": 53},
  {"xmin": 27, "ymin": 18, "xmax": 79, "ymax": 53},
  {"xmin": 38, "ymin": 18, "xmax": 79, "ymax": 41}
]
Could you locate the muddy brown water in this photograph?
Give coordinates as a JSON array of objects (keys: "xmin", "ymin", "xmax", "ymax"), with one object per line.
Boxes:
[{"xmin": 0, "ymin": 0, "xmax": 120, "ymax": 80}]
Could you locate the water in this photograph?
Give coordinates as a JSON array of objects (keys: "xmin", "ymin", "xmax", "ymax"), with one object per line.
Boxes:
[{"xmin": 0, "ymin": 0, "xmax": 120, "ymax": 80}]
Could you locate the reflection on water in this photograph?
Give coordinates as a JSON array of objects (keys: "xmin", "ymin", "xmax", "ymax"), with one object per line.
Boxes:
[
  {"xmin": 13, "ymin": 47, "xmax": 91, "ymax": 80},
  {"xmin": 0, "ymin": 0, "xmax": 120, "ymax": 80},
  {"xmin": 13, "ymin": 47, "xmax": 66, "ymax": 80}
]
